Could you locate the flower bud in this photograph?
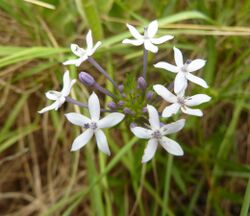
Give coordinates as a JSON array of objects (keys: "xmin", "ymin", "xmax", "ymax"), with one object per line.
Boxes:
[
  {"xmin": 118, "ymin": 100, "xmax": 125, "ymax": 107},
  {"xmin": 146, "ymin": 91, "xmax": 154, "ymax": 100},
  {"xmin": 130, "ymin": 122, "xmax": 137, "ymax": 128},
  {"xmin": 142, "ymin": 107, "xmax": 148, "ymax": 113},
  {"xmin": 118, "ymin": 84, "xmax": 124, "ymax": 92},
  {"xmin": 79, "ymin": 72, "xmax": 95, "ymax": 87},
  {"xmin": 123, "ymin": 107, "xmax": 132, "ymax": 115},
  {"xmin": 107, "ymin": 101, "xmax": 117, "ymax": 110},
  {"xmin": 137, "ymin": 76, "xmax": 147, "ymax": 89}
]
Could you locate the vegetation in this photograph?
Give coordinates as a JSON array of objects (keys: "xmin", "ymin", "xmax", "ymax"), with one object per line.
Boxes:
[{"xmin": 0, "ymin": 0, "xmax": 249, "ymax": 215}]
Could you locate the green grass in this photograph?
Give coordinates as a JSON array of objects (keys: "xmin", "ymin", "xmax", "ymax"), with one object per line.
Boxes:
[{"xmin": 0, "ymin": 0, "xmax": 250, "ymax": 215}]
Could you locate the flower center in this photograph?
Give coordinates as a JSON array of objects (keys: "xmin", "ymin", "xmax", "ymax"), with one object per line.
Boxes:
[
  {"xmin": 90, "ymin": 122, "xmax": 98, "ymax": 130},
  {"xmin": 177, "ymin": 97, "xmax": 185, "ymax": 106},
  {"xmin": 83, "ymin": 122, "xmax": 98, "ymax": 130},
  {"xmin": 152, "ymin": 130, "xmax": 162, "ymax": 139},
  {"xmin": 181, "ymin": 60, "xmax": 191, "ymax": 72}
]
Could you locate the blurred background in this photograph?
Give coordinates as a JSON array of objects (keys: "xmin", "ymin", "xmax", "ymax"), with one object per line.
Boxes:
[{"xmin": 0, "ymin": 0, "xmax": 250, "ymax": 215}]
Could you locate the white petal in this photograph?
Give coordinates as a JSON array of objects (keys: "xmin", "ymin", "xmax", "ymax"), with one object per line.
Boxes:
[
  {"xmin": 154, "ymin": 62, "xmax": 179, "ymax": 73},
  {"xmin": 187, "ymin": 59, "xmax": 206, "ymax": 72},
  {"xmin": 147, "ymin": 20, "xmax": 158, "ymax": 38},
  {"xmin": 131, "ymin": 127, "xmax": 152, "ymax": 139},
  {"xmin": 186, "ymin": 73, "xmax": 208, "ymax": 88},
  {"xmin": 45, "ymin": 90, "xmax": 61, "ymax": 100},
  {"xmin": 160, "ymin": 136, "xmax": 184, "ymax": 156},
  {"xmin": 86, "ymin": 30, "xmax": 93, "ymax": 50},
  {"xmin": 122, "ymin": 39, "xmax": 143, "ymax": 46},
  {"xmin": 88, "ymin": 92, "xmax": 100, "ymax": 121},
  {"xmin": 147, "ymin": 105, "xmax": 160, "ymax": 130},
  {"xmin": 174, "ymin": 72, "xmax": 188, "ymax": 94},
  {"xmin": 173, "ymin": 47, "xmax": 184, "ymax": 67},
  {"xmin": 63, "ymin": 56, "xmax": 87, "ymax": 67},
  {"xmin": 70, "ymin": 129, "xmax": 93, "ymax": 151},
  {"xmin": 98, "ymin": 113, "xmax": 125, "ymax": 128},
  {"xmin": 153, "ymin": 84, "xmax": 177, "ymax": 103},
  {"xmin": 38, "ymin": 101, "xmax": 60, "ymax": 114},
  {"xmin": 61, "ymin": 71, "xmax": 75, "ymax": 96},
  {"xmin": 162, "ymin": 103, "xmax": 180, "ymax": 118},
  {"xmin": 144, "ymin": 40, "xmax": 158, "ymax": 53},
  {"xmin": 88, "ymin": 41, "xmax": 101, "ymax": 56},
  {"xmin": 150, "ymin": 35, "xmax": 174, "ymax": 44},
  {"xmin": 185, "ymin": 94, "xmax": 211, "ymax": 107},
  {"xmin": 160, "ymin": 119, "xmax": 185, "ymax": 135},
  {"xmin": 142, "ymin": 139, "xmax": 158, "ymax": 163},
  {"xmin": 95, "ymin": 129, "xmax": 111, "ymax": 156},
  {"xmin": 126, "ymin": 23, "xmax": 142, "ymax": 39},
  {"xmin": 181, "ymin": 107, "xmax": 203, "ymax": 116},
  {"xmin": 65, "ymin": 112, "xmax": 91, "ymax": 127},
  {"xmin": 70, "ymin": 44, "xmax": 85, "ymax": 57}
]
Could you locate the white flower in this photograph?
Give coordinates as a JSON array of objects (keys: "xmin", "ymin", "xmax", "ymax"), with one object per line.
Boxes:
[
  {"xmin": 63, "ymin": 30, "xmax": 101, "ymax": 67},
  {"xmin": 154, "ymin": 47, "xmax": 208, "ymax": 93},
  {"xmin": 153, "ymin": 84, "xmax": 211, "ymax": 117},
  {"xmin": 65, "ymin": 92, "xmax": 125, "ymax": 155},
  {"xmin": 38, "ymin": 71, "xmax": 76, "ymax": 114},
  {"xmin": 122, "ymin": 20, "xmax": 173, "ymax": 53},
  {"xmin": 131, "ymin": 105, "xmax": 185, "ymax": 163}
]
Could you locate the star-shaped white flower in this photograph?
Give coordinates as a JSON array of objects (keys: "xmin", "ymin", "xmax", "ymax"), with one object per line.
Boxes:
[
  {"xmin": 65, "ymin": 92, "xmax": 125, "ymax": 155},
  {"xmin": 154, "ymin": 47, "xmax": 208, "ymax": 93},
  {"xmin": 38, "ymin": 71, "xmax": 76, "ymax": 114},
  {"xmin": 63, "ymin": 30, "xmax": 101, "ymax": 67},
  {"xmin": 153, "ymin": 84, "xmax": 211, "ymax": 117},
  {"xmin": 131, "ymin": 105, "xmax": 185, "ymax": 163},
  {"xmin": 122, "ymin": 20, "xmax": 173, "ymax": 53}
]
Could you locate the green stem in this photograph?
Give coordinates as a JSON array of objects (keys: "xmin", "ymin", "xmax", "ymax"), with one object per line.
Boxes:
[
  {"xmin": 240, "ymin": 177, "xmax": 250, "ymax": 216},
  {"xmin": 161, "ymin": 155, "xmax": 173, "ymax": 216}
]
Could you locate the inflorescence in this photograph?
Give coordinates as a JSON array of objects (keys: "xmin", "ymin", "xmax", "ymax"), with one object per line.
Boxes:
[{"xmin": 39, "ymin": 20, "xmax": 211, "ymax": 163}]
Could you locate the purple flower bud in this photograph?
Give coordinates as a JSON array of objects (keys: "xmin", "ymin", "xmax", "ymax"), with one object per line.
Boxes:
[
  {"xmin": 186, "ymin": 59, "xmax": 192, "ymax": 64},
  {"xmin": 142, "ymin": 107, "xmax": 148, "ymax": 113},
  {"xmin": 146, "ymin": 91, "xmax": 154, "ymax": 100},
  {"xmin": 130, "ymin": 122, "xmax": 137, "ymax": 128},
  {"xmin": 167, "ymin": 82, "xmax": 174, "ymax": 91},
  {"xmin": 123, "ymin": 107, "xmax": 132, "ymax": 115},
  {"xmin": 137, "ymin": 76, "xmax": 147, "ymax": 89},
  {"xmin": 79, "ymin": 72, "xmax": 95, "ymax": 87},
  {"xmin": 118, "ymin": 84, "xmax": 124, "ymax": 92},
  {"xmin": 107, "ymin": 101, "xmax": 117, "ymax": 110},
  {"xmin": 118, "ymin": 100, "xmax": 125, "ymax": 107}
]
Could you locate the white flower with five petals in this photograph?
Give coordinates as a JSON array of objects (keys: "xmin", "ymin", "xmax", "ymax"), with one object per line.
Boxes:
[
  {"xmin": 153, "ymin": 84, "xmax": 211, "ymax": 117},
  {"xmin": 63, "ymin": 30, "xmax": 101, "ymax": 67},
  {"xmin": 38, "ymin": 71, "xmax": 76, "ymax": 114},
  {"xmin": 131, "ymin": 105, "xmax": 185, "ymax": 163},
  {"xmin": 154, "ymin": 47, "xmax": 208, "ymax": 93},
  {"xmin": 122, "ymin": 20, "xmax": 173, "ymax": 53},
  {"xmin": 65, "ymin": 92, "xmax": 125, "ymax": 155}
]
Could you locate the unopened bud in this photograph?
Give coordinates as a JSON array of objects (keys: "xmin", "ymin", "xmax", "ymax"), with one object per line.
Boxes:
[
  {"xmin": 107, "ymin": 101, "xmax": 117, "ymax": 110},
  {"xmin": 79, "ymin": 72, "xmax": 95, "ymax": 87},
  {"xmin": 137, "ymin": 76, "xmax": 147, "ymax": 89},
  {"xmin": 123, "ymin": 107, "xmax": 132, "ymax": 115},
  {"xmin": 118, "ymin": 100, "xmax": 125, "ymax": 107},
  {"xmin": 118, "ymin": 84, "xmax": 124, "ymax": 92},
  {"xmin": 146, "ymin": 91, "xmax": 154, "ymax": 100},
  {"xmin": 130, "ymin": 122, "xmax": 137, "ymax": 128},
  {"xmin": 142, "ymin": 107, "xmax": 148, "ymax": 113}
]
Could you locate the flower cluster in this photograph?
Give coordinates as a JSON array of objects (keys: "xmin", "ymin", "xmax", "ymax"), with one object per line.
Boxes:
[{"xmin": 39, "ymin": 20, "xmax": 211, "ymax": 163}]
